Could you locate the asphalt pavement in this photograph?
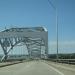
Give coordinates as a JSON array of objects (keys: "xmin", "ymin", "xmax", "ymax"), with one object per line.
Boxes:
[{"xmin": 0, "ymin": 60, "xmax": 75, "ymax": 75}]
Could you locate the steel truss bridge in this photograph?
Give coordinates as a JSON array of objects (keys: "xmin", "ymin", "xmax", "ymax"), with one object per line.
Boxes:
[{"xmin": 0, "ymin": 27, "xmax": 48, "ymax": 61}]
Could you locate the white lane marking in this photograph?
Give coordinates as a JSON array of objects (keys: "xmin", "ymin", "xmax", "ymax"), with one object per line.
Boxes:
[
  {"xmin": 48, "ymin": 65, "xmax": 64, "ymax": 75},
  {"xmin": 43, "ymin": 62, "xmax": 64, "ymax": 75},
  {"xmin": 50, "ymin": 62, "xmax": 75, "ymax": 72}
]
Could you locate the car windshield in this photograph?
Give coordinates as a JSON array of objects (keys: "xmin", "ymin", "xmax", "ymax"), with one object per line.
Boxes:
[{"xmin": 0, "ymin": 0, "xmax": 75, "ymax": 75}]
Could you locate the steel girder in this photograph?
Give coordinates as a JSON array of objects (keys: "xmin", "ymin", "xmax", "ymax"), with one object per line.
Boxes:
[{"xmin": 0, "ymin": 27, "xmax": 48, "ymax": 61}]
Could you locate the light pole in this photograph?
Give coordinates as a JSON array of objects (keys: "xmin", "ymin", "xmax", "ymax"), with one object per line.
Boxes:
[{"xmin": 48, "ymin": 0, "xmax": 59, "ymax": 61}]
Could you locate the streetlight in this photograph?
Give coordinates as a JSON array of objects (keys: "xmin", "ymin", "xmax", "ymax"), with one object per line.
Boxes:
[{"xmin": 48, "ymin": 0, "xmax": 59, "ymax": 61}]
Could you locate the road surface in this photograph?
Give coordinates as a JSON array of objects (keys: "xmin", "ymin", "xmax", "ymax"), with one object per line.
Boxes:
[{"xmin": 0, "ymin": 60, "xmax": 75, "ymax": 75}]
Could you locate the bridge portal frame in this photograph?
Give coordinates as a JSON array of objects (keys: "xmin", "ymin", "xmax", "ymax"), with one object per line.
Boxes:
[{"xmin": 0, "ymin": 27, "xmax": 48, "ymax": 61}]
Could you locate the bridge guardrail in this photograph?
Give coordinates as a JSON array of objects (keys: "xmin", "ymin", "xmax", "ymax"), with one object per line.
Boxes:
[{"xmin": 48, "ymin": 59, "xmax": 75, "ymax": 64}]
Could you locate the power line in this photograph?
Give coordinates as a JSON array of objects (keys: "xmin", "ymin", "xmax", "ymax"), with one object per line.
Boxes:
[{"xmin": 48, "ymin": 0, "xmax": 56, "ymax": 10}]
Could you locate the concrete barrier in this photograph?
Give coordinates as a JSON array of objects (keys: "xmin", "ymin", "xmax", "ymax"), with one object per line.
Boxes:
[{"xmin": 0, "ymin": 61, "xmax": 23, "ymax": 68}]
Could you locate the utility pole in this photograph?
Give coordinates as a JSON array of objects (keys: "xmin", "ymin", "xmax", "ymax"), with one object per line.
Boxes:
[{"xmin": 48, "ymin": 0, "xmax": 59, "ymax": 61}]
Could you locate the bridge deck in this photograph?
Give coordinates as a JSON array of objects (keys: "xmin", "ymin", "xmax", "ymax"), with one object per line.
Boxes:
[{"xmin": 0, "ymin": 60, "xmax": 75, "ymax": 75}]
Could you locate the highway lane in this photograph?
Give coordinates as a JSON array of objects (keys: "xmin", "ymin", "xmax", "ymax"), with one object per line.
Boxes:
[
  {"xmin": 0, "ymin": 61, "xmax": 64, "ymax": 75},
  {"xmin": 45, "ymin": 61, "xmax": 75, "ymax": 75}
]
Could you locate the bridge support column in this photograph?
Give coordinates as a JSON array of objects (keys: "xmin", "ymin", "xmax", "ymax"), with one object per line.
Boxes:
[
  {"xmin": 3, "ymin": 47, "xmax": 8, "ymax": 61},
  {"xmin": 0, "ymin": 39, "xmax": 9, "ymax": 61},
  {"xmin": 42, "ymin": 32, "xmax": 48, "ymax": 59}
]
